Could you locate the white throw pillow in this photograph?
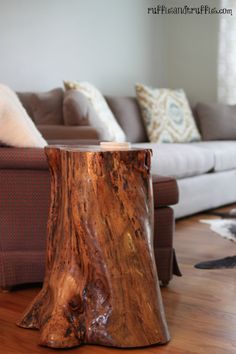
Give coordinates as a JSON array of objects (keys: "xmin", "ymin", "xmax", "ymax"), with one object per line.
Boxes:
[
  {"xmin": 0, "ymin": 84, "xmax": 47, "ymax": 148},
  {"xmin": 135, "ymin": 83, "xmax": 201, "ymax": 143},
  {"xmin": 64, "ymin": 81, "xmax": 126, "ymax": 142}
]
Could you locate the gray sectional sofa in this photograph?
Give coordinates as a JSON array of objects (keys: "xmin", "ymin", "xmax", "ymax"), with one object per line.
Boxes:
[
  {"xmin": 2, "ymin": 87, "xmax": 233, "ymax": 288},
  {"xmin": 104, "ymin": 95, "xmax": 236, "ymax": 219},
  {"xmin": 135, "ymin": 141, "xmax": 236, "ymax": 218},
  {"xmin": 17, "ymin": 88, "xmax": 236, "ymax": 219}
]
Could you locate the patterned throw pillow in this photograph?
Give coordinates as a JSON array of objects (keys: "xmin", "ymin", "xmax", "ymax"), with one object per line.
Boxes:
[
  {"xmin": 64, "ymin": 81, "xmax": 126, "ymax": 142},
  {"xmin": 135, "ymin": 83, "xmax": 201, "ymax": 143}
]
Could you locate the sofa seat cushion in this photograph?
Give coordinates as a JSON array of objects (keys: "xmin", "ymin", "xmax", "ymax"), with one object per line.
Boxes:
[
  {"xmin": 152, "ymin": 175, "xmax": 179, "ymax": 207},
  {"xmin": 134, "ymin": 143, "xmax": 214, "ymax": 179},
  {"xmin": 193, "ymin": 141, "xmax": 236, "ymax": 172}
]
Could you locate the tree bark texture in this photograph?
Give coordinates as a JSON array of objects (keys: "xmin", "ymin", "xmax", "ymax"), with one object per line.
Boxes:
[{"xmin": 17, "ymin": 146, "xmax": 170, "ymax": 348}]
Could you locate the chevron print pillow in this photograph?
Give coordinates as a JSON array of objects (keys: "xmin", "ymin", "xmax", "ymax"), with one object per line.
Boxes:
[{"xmin": 135, "ymin": 83, "xmax": 201, "ymax": 143}]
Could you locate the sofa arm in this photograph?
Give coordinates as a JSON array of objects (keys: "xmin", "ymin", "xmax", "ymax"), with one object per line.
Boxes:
[
  {"xmin": 152, "ymin": 175, "xmax": 179, "ymax": 208},
  {"xmin": 37, "ymin": 125, "xmax": 101, "ymax": 140},
  {"xmin": 0, "ymin": 147, "xmax": 47, "ymax": 170},
  {"xmin": 0, "ymin": 140, "xmax": 101, "ymax": 170}
]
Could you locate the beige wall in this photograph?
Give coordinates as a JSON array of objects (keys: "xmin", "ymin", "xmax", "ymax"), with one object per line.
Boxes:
[
  {"xmin": 165, "ymin": 0, "xmax": 220, "ymax": 104},
  {"xmin": 0, "ymin": 0, "xmax": 167, "ymax": 95},
  {"xmin": 0, "ymin": 0, "xmax": 220, "ymax": 101}
]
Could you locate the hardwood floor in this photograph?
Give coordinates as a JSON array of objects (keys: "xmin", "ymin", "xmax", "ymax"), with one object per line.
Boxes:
[{"xmin": 1, "ymin": 205, "xmax": 236, "ymax": 354}]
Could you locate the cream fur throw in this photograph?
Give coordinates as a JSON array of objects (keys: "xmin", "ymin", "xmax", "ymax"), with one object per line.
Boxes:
[{"xmin": 0, "ymin": 84, "xmax": 47, "ymax": 147}]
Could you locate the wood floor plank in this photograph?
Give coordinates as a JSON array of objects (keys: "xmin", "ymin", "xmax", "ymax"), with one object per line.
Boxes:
[{"xmin": 1, "ymin": 205, "xmax": 236, "ymax": 353}]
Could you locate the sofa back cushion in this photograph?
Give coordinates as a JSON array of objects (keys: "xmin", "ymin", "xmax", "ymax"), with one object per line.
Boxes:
[
  {"xmin": 17, "ymin": 88, "xmax": 63, "ymax": 125},
  {"xmin": 196, "ymin": 102, "xmax": 236, "ymax": 140},
  {"xmin": 63, "ymin": 89, "xmax": 98, "ymax": 126},
  {"xmin": 105, "ymin": 96, "xmax": 148, "ymax": 143}
]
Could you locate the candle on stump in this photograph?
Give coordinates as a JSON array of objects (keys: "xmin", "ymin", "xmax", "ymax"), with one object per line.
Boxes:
[{"xmin": 100, "ymin": 142, "xmax": 131, "ymax": 150}]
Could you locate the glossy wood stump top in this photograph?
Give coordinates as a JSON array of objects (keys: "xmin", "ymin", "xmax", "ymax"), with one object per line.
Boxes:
[{"xmin": 17, "ymin": 145, "xmax": 170, "ymax": 349}]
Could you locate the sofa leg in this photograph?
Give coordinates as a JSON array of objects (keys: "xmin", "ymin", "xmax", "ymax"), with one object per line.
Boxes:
[{"xmin": 160, "ymin": 280, "xmax": 169, "ymax": 287}]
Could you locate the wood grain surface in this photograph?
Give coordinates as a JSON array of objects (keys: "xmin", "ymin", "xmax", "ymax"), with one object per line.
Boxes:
[
  {"xmin": 17, "ymin": 146, "xmax": 169, "ymax": 348},
  {"xmin": 1, "ymin": 205, "xmax": 236, "ymax": 353}
]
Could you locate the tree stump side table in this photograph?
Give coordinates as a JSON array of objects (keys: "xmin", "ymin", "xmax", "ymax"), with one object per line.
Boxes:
[{"xmin": 17, "ymin": 145, "xmax": 170, "ymax": 349}]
